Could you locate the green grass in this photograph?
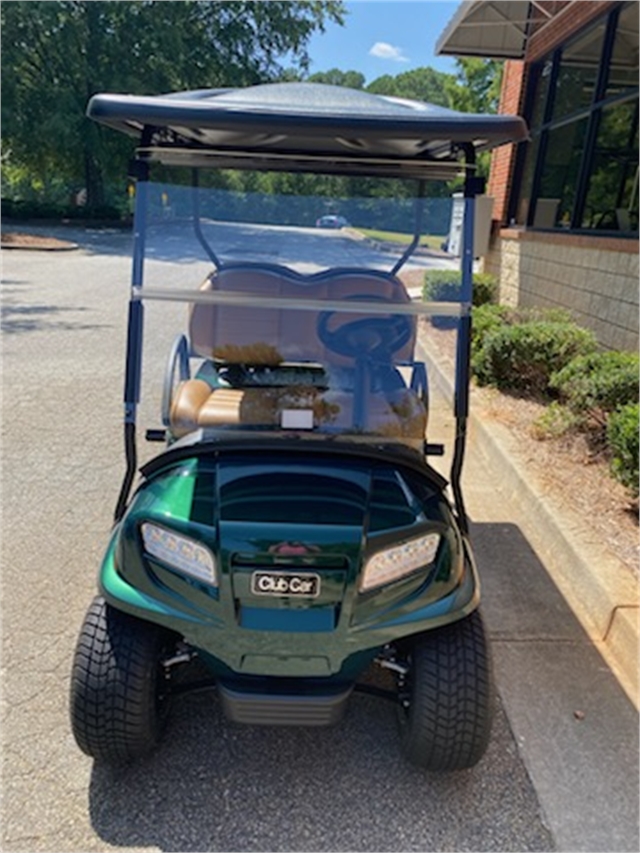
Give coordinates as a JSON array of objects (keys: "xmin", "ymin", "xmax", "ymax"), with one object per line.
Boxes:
[{"xmin": 357, "ymin": 228, "xmax": 445, "ymax": 251}]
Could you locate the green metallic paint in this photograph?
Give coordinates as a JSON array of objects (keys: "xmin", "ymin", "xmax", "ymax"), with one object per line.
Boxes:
[
  {"xmin": 100, "ymin": 534, "xmax": 204, "ymax": 623},
  {"xmin": 99, "ymin": 449, "xmax": 479, "ymax": 681}
]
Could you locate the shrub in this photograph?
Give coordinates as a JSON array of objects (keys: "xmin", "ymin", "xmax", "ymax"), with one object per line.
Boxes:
[
  {"xmin": 424, "ymin": 270, "xmax": 498, "ymax": 330},
  {"xmin": 550, "ymin": 351, "xmax": 639, "ymax": 419},
  {"xmin": 607, "ymin": 403, "xmax": 639, "ymax": 496},
  {"xmin": 471, "ymin": 303, "xmax": 511, "ymax": 352},
  {"xmin": 471, "ymin": 273, "xmax": 499, "ymax": 307},
  {"xmin": 1, "ymin": 197, "xmax": 124, "ymax": 222},
  {"xmin": 423, "ymin": 270, "xmax": 498, "ymax": 308},
  {"xmin": 470, "ymin": 304, "xmax": 574, "ymax": 355},
  {"xmin": 2, "ymin": 198, "xmax": 65, "ymax": 219},
  {"xmin": 531, "ymin": 401, "xmax": 580, "ymax": 440},
  {"xmin": 472, "ymin": 320, "xmax": 598, "ymax": 395}
]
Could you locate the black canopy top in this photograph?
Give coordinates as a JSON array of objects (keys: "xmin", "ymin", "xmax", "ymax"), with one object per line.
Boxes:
[{"xmin": 87, "ymin": 81, "xmax": 528, "ymax": 178}]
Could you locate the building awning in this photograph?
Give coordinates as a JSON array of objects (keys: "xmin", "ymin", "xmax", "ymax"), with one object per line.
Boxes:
[{"xmin": 436, "ymin": 1, "xmax": 557, "ymax": 60}]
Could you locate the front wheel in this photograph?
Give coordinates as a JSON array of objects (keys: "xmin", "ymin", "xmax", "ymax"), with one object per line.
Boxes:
[
  {"xmin": 70, "ymin": 596, "xmax": 175, "ymax": 763},
  {"xmin": 397, "ymin": 609, "xmax": 494, "ymax": 771}
]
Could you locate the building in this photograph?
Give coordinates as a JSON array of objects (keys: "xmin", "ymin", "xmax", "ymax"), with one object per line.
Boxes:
[{"xmin": 438, "ymin": 0, "xmax": 639, "ymax": 351}]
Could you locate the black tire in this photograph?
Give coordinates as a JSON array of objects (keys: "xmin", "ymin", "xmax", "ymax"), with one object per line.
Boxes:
[
  {"xmin": 70, "ymin": 596, "xmax": 174, "ymax": 763},
  {"xmin": 397, "ymin": 609, "xmax": 494, "ymax": 771}
]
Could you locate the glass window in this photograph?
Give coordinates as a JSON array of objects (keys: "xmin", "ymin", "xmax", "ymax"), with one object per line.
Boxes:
[
  {"xmin": 536, "ymin": 118, "xmax": 589, "ymax": 228},
  {"xmin": 606, "ymin": 2, "xmax": 639, "ymax": 98},
  {"xmin": 514, "ymin": 135, "xmax": 540, "ymax": 225},
  {"xmin": 582, "ymin": 98, "xmax": 639, "ymax": 231},
  {"xmin": 552, "ymin": 18, "xmax": 607, "ymax": 120},
  {"xmin": 509, "ymin": 4, "xmax": 639, "ymax": 234},
  {"xmin": 529, "ymin": 60, "xmax": 553, "ymax": 130}
]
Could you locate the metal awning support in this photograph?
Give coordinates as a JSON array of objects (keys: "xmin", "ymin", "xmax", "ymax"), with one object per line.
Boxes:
[{"xmin": 436, "ymin": 0, "xmax": 536, "ymax": 60}]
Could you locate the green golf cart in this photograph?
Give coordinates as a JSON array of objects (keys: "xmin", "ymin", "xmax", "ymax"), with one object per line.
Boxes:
[{"xmin": 70, "ymin": 82, "xmax": 527, "ymax": 771}]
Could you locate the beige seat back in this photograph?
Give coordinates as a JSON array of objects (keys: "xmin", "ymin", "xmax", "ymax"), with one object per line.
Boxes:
[
  {"xmin": 188, "ymin": 264, "xmax": 416, "ymax": 367},
  {"xmin": 169, "ymin": 264, "xmax": 425, "ymax": 444}
]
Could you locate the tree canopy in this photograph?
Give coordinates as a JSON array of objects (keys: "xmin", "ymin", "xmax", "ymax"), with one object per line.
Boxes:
[
  {"xmin": 1, "ymin": 0, "xmax": 345, "ymax": 209},
  {"xmin": 304, "ymin": 60, "xmax": 503, "ymax": 114},
  {"xmin": 307, "ymin": 68, "xmax": 365, "ymax": 89},
  {"xmin": 367, "ymin": 66, "xmax": 455, "ymax": 107},
  {"xmin": 449, "ymin": 57, "xmax": 503, "ymax": 114},
  {"xmin": 1, "ymin": 2, "xmax": 505, "ymax": 215}
]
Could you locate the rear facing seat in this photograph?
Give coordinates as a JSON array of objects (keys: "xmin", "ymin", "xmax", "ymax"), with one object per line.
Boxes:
[{"xmin": 169, "ymin": 264, "xmax": 427, "ymax": 444}]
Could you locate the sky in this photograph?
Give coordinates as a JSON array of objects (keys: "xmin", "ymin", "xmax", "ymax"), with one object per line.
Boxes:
[{"xmin": 305, "ymin": 0, "xmax": 461, "ymax": 84}]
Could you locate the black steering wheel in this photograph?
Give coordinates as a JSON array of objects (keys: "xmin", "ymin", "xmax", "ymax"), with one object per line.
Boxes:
[{"xmin": 317, "ymin": 295, "xmax": 413, "ymax": 362}]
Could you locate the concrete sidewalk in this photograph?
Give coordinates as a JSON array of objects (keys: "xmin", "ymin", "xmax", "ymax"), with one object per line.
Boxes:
[{"xmin": 418, "ymin": 334, "xmax": 639, "ymax": 853}]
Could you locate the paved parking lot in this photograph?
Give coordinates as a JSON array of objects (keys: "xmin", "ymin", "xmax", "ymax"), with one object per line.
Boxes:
[{"xmin": 1, "ymin": 228, "xmax": 637, "ymax": 852}]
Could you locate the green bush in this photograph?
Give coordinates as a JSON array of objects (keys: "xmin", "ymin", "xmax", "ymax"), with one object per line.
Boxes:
[
  {"xmin": 2, "ymin": 198, "xmax": 65, "ymax": 219},
  {"xmin": 471, "ymin": 273, "xmax": 499, "ymax": 307},
  {"xmin": 472, "ymin": 320, "xmax": 598, "ymax": 395},
  {"xmin": 531, "ymin": 401, "xmax": 580, "ymax": 440},
  {"xmin": 550, "ymin": 351, "xmax": 639, "ymax": 418},
  {"xmin": 423, "ymin": 270, "xmax": 498, "ymax": 308},
  {"xmin": 607, "ymin": 403, "xmax": 639, "ymax": 496},
  {"xmin": 471, "ymin": 303, "xmax": 511, "ymax": 352},
  {"xmin": 2, "ymin": 197, "xmax": 124, "ymax": 221},
  {"xmin": 470, "ymin": 304, "xmax": 574, "ymax": 354}
]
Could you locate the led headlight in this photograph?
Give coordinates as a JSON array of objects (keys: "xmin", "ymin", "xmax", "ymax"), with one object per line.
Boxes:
[
  {"xmin": 360, "ymin": 532, "xmax": 440, "ymax": 592},
  {"xmin": 141, "ymin": 522, "xmax": 217, "ymax": 586}
]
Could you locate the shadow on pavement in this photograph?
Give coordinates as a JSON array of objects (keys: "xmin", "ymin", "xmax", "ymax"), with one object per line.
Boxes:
[
  {"xmin": 470, "ymin": 520, "xmax": 639, "ymax": 853},
  {"xmin": 86, "ymin": 520, "xmax": 561, "ymax": 852},
  {"xmin": 1, "ymin": 303, "xmax": 110, "ymax": 335},
  {"xmin": 87, "ymin": 687, "xmax": 552, "ymax": 853}
]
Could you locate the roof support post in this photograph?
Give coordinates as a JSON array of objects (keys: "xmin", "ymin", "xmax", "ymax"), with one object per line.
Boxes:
[
  {"xmin": 450, "ymin": 145, "xmax": 483, "ymax": 536},
  {"xmin": 115, "ymin": 155, "xmax": 149, "ymax": 522}
]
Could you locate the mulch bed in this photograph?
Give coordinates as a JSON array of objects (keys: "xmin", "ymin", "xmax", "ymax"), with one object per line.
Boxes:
[
  {"xmin": 398, "ymin": 267, "xmax": 639, "ymax": 573},
  {"xmin": 1, "ymin": 231, "xmax": 78, "ymax": 250}
]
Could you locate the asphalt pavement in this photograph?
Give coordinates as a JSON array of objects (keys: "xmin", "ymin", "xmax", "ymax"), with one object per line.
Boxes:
[{"xmin": 1, "ymin": 225, "xmax": 638, "ymax": 852}]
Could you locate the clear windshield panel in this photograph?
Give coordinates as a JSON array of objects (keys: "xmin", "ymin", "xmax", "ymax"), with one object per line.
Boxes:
[{"xmin": 136, "ymin": 177, "xmax": 466, "ymax": 449}]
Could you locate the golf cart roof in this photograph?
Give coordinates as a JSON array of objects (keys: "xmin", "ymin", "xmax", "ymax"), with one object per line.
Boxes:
[{"xmin": 87, "ymin": 82, "xmax": 528, "ymax": 179}]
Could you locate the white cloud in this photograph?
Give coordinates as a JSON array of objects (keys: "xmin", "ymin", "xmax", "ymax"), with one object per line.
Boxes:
[{"xmin": 369, "ymin": 41, "xmax": 409, "ymax": 62}]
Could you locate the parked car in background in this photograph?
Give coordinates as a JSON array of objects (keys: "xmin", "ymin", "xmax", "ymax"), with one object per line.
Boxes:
[{"xmin": 316, "ymin": 214, "xmax": 349, "ymax": 228}]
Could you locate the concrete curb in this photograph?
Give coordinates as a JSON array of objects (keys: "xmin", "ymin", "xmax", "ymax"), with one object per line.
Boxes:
[
  {"xmin": 1, "ymin": 241, "xmax": 79, "ymax": 251},
  {"xmin": 342, "ymin": 228, "xmax": 449, "ymax": 259},
  {"xmin": 417, "ymin": 332, "xmax": 639, "ymax": 707}
]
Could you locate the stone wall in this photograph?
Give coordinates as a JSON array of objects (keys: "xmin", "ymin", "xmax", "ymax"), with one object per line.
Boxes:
[{"xmin": 484, "ymin": 229, "xmax": 639, "ymax": 351}]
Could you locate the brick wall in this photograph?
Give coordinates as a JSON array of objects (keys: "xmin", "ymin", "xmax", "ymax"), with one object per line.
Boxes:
[
  {"xmin": 484, "ymin": 230, "xmax": 639, "ymax": 351},
  {"xmin": 487, "ymin": 60, "xmax": 526, "ymax": 224}
]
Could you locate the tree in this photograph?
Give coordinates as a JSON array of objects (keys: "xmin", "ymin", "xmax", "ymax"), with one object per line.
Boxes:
[
  {"xmin": 448, "ymin": 57, "xmax": 503, "ymax": 114},
  {"xmin": 1, "ymin": 0, "xmax": 345, "ymax": 209},
  {"xmin": 367, "ymin": 66, "xmax": 456, "ymax": 108},
  {"xmin": 307, "ymin": 68, "xmax": 365, "ymax": 89},
  {"xmin": 445, "ymin": 57, "xmax": 504, "ymax": 179}
]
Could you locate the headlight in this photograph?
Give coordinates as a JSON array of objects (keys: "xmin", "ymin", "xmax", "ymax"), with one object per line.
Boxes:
[
  {"xmin": 360, "ymin": 532, "xmax": 440, "ymax": 592},
  {"xmin": 141, "ymin": 522, "xmax": 217, "ymax": 586}
]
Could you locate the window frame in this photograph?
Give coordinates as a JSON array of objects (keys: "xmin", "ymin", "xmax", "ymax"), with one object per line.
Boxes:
[{"xmin": 508, "ymin": 2, "xmax": 638, "ymax": 237}]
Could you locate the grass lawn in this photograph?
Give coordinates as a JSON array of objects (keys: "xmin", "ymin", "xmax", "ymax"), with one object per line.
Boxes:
[{"xmin": 357, "ymin": 228, "xmax": 445, "ymax": 251}]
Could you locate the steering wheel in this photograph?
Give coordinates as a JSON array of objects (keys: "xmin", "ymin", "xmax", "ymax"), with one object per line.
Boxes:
[{"xmin": 317, "ymin": 295, "xmax": 412, "ymax": 362}]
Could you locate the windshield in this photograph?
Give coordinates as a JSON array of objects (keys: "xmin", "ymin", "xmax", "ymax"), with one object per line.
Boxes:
[{"xmin": 134, "ymin": 176, "xmax": 465, "ymax": 452}]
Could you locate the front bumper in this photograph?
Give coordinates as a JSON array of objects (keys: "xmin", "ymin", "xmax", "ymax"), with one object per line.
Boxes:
[{"xmin": 99, "ymin": 532, "xmax": 480, "ymax": 679}]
